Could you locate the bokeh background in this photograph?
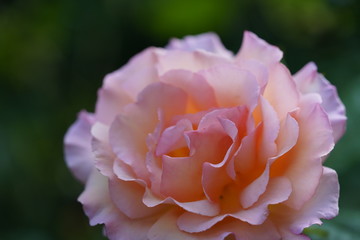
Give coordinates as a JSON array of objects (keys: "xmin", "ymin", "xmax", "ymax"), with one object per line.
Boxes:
[{"xmin": 1, "ymin": 0, "xmax": 360, "ymax": 239}]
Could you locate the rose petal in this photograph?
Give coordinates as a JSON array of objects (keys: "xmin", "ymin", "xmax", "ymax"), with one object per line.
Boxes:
[
  {"xmin": 200, "ymin": 64, "xmax": 260, "ymax": 110},
  {"xmin": 64, "ymin": 111, "xmax": 95, "ymax": 183},
  {"xmin": 148, "ymin": 209, "xmax": 199, "ymax": 240},
  {"xmin": 294, "ymin": 62, "xmax": 346, "ymax": 142},
  {"xmin": 157, "ymin": 49, "xmax": 231, "ymax": 75},
  {"xmin": 263, "ymin": 63, "xmax": 300, "ymax": 119},
  {"xmin": 271, "ymin": 167, "xmax": 339, "ymax": 238},
  {"xmin": 166, "ymin": 32, "xmax": 233, "ymax": 58},
  {"xmin": 161, "ymin": 69, "xmax": 218, "ymax": 111},
  {"xmin": 289, "ymin": 167, "xmax": 339, "ymax": 234},
  {"xmin": 91, "ymin": 122, "xmax": 116, "ymax": 178},
  {"xmin": 109, "ymin": 82, "xmax": 188, "ymax": 181},
  {"xmin": 109, "ymin": 178, "xmax": 164, "ymax": 219},
  {"xmin": 178, "ymin": 177, "xmax": 291, "ymax": 232},
  {"xmin": 155, "ymin": 119, "xmax": 192, "ymax": 156},
  {"xmin": 236, "ymin": 31, "xmax": 283, "ymax": 66}
]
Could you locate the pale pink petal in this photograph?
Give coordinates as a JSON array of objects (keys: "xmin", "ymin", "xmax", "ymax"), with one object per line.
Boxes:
[
  {"xmin": 236, "ymin": 31, "xmax": 283, "ymax": 65},
  {"xmin": 95, "ymin": 86, "xmax": 132, "ymax": 125},
  {"xmin": 294, "ymin": 62, "xmax": 346, "ymax": 142},
  {"xmin": 157, "ymin": 48, "xmax": 231, "ymax": 75},
  {"xmin": 102, "ymin": 47, "xmax": 160, "ymax": 100},
  {"xmin": 284, "ymin": 158, "xmax": 323, "ymax": 210},
  {"xmin": 78, "ymin": 170, "xmax": 114, "ymax": 226},
  {"xmin": 160, "ymin": 70, "xmax": 218, "ymax": 111},
  {"xmin": 160, "ymin": 116, "xmax": 232, "ymax": 201},
  {"xmin": 178, "ymin": 177, "xmax": 291, "ymax": 232},
  {"xmin": 294, "ymin": 101, "xmax": 334, "ymax": 160},
  {"xmin": 104, "ymin": 212, "xmax": 160, "ymax": 240},
  {"xmin": 198, "ymin": 219, "xmax": 281, "ymax": 240},
  {"xmin": 236, "ymin": 59, "xmax": 269, "ymax": 93},
  {"xmin": 263, "ymin": 63, "xmax": 300, "ymax": 119},
  {"xmin": 166, "ymin": 32, "xmax": 233, "ymax": 58},
  {"xmin": 200, "ymin": 64, "xmax": 260, "ymax": 110},
  {"xmin": 273, "ymin": 113, "xmax": 299, "ymax": 158},
  {"xmin": 202, "ymin": 161, "xmax": 232, "ymax": 202},
  {"xmin": 277, "ymin": 102, "xmax": 333, "ymax": 210},
  {"xmin": 109, "ymin": 82, "xmax": 188, "ymax": 181},
  {"xmin": 64, "ymin": 111, "xmax": 95, "ymax": 183},
  {"xmin": 257, "ymin": 96, "xmax": 280, "ymax": 163},
  {"xmin": 289, "ymin": 167, "xmax": 339, "ymax": 234},
  {"xmin": 108, "ymin": 178, "xmax": 164, "ymax": 219},
  {"xmin": 271, "ymin": 167, "xmax": 339, "ymax": 238},
  {"xmin": 233, "ymin": 177, "xmax": 292, "ymax": 225},
  {"xmin": 143, "ymin": 188, "xmax": 219, "ymax": 217},
  {"xmin": 155, "ymin": 119, "xmax": 192, "ymax": 156},
  {"xmin": 147, "ymin": 209, "xmax": 199, "ymax": 240},
  {"xmin": 91, "ymin": 122, "xmax": 115, "ymax": 178},
  {"xmin": 79, "ymin": 170, "xmax": 160, "ymax": 240}
]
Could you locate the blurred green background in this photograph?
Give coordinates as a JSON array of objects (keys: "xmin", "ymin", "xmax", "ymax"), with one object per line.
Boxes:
[{"xmin": 1, "ymin": 0, "xmax": 359, "ymax": 239}]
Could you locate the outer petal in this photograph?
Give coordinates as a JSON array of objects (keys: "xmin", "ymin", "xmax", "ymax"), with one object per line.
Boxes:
[
  {"xmin": 200, "ymin": 64, "xmax": 260, "ymax": 110},
  {"xmin": 64, "ymin": 111, "xmax": 95, "ymax": 183},
  {"xmin": 147, "ymin": 209, "xmax": 199, "ymax": 240},
  {"xmin": 236, "ymin": 31, "xmax": 283, "ymax": 66},
  {"xmin": 166, "ymin": 32, "xmax": 233, "ymax": 58},
  {"xmin": 294, "ymin": 62, "xmax": 346, "ymax": 142},
  {"xmin": 160, "ymin": 70, "xmax": 218, "ymax": 111},
  {"xmin": 271, "ymin": 167, "xmax": 339, "ymax": 238},
  {"xmin": 157, "ymin": 49, "xmax": 231, "ymax": 75},
  {"xmin": 79, "ymin": 170, "xmax": 160, "ymax": 240},
  {"xmin": 289, "ymin": 167, "xmax": 339, "ymax": 234},
  {"xmin": 263, "ymin": 63, "xmax": 300, "ymax": 119}
]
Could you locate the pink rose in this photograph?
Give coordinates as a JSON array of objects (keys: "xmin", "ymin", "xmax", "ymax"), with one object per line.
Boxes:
[{"xmin": 64, "ymin": 31, "xmax": 346, "ymax": 240}]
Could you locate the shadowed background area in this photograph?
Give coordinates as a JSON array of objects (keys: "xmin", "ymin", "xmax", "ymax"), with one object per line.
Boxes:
[{"xmin": 1, "ymin": 0, "xmax": 360, "ymax": 239}]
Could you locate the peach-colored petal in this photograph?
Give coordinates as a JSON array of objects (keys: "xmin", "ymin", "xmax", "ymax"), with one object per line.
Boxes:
[
  {"xmin": 271, "ymin": 167, "xmax": 339, "ymax": 238},
  {"xmin": 236, "ymin": 31, "xmax": 283, "ymax": 66},
  {"xmin": 143, "ymin": 188, "xmax": 220, "ymax": 217},
  {"xmin": 277, "ymin": 101, "xmax": 333, "ymax": 209},
  {"xmin": 198, "ymin": 218, "xmax": 281, "ymax": 240},
  {"xmin": 157, "ymin": 49, "xmax": 231, "ymax": 75},
  {"xmin": 289, "ymin": 167, "xmax": 339, "ymax": 234},
  {"xmin": 155, "ymin": 119, "xmax": 192, "ymax": 156},
  {"xmin": 263, "ymin": 63, "xmax": 300, "ymax": 119},
  {"xmin": 64, "ymin": 111, "xmax": 95, "ymax": 183},
  {"xmin": 274, "ymin": 113, "xmax": 299, "ymax": 158},
  {"xmin": 240, "ymin": 162, "xmax": 270, "ymax": 209},
  {"xmin": 108, "ymin": 178, "xmax": 164, "ymax": 219},
  {"xmin": 202, "ymin": 161, "xmax": 232, "ymax": 202},
  {"xmin": 148, "ymin": 209, "xmax": 199, "ymax": 240},
  {"xmin": 109, "ymin": 82, "xmax": 188, "ymax": 181},
  {"xmin": 160, "ymin": 69, "xmax": 218, "ymax": 111},
  {"xmin": 232, "ymin": 126, "xmax": 260, "ymax": 176},
  {"xmin": 166, "ymin": 32, "xmax": 233, "ymax": 58},
  {"xmin": 294, "ymin": 62, "xmax": 346, "ymax": 142},
  {"xmin": 258, "ymin": 96, "xmax": 280, "ymax": 163},
  {"xmin": 178, "ymin": 177, "xmax": 291, "ymax": 232},
  {"xmin": 200, "ymin": 65, "xmax": 260, "ymax": 110},
  {"xmin": 79, "ymin": 170, "xmax": 160, "ymax": 240}
]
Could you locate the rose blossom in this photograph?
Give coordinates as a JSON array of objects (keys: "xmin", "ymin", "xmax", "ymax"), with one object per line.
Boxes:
[{"xmin": 64, "ymin": 31, "xmax": 346, "ymax": 240}]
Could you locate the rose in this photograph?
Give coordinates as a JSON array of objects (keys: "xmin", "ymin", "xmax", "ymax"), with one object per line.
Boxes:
[{"xmin": 64, "ymin": 31, "xmax": 346, "ymax": 240}]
